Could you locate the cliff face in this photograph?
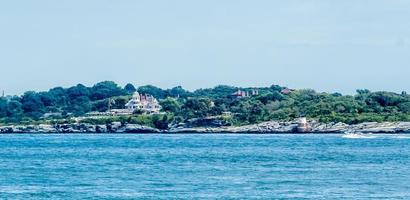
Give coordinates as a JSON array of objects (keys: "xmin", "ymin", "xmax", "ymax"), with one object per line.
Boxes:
[{"xmin": 1, "ymin": 120, "xmax": 410, "ymax": 134}]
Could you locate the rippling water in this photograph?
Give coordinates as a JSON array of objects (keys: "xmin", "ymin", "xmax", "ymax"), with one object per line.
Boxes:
[{"xmin": 1, "ymin": 134, "xmax": 410, "ymax": 199}]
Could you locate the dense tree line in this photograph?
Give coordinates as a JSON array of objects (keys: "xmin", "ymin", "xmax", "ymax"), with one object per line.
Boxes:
[
  {"xmin": 137, "ymin": 84, "xmax": 410, "ymax": 125},
  {"xmin": 1, "ymin": 81, "xmax": 410, "ymax": 126},
  {"xmin": 0, "ymin": 81, "xmax": 128, "ymax": 122}
]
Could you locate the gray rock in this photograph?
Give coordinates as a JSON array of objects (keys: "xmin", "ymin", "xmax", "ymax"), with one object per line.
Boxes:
[
  {"xmin": 3, "ymin": 119, "xmax": 410, "ymax": 134},
  {"xmin": 124, "ymin": 124, "xmax": 160, "ymax": 133},
  {"xmin": 38, "ymin": 124, "xmax": 56, "ymax": 133},
  {"xmin": 96, "ymin": 125, "xmax": 108, "ymax": 133}
]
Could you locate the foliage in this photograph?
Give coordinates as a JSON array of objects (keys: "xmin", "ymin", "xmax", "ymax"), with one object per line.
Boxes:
[
  {"xmin": 160, "ymin": 98, "xmax": 182, "ymax": 113},
  {"xmin": 90, "ymin": 81, "xmax": 126, "ymax": 100},
  {"xmin": 1, "ymin": 81, "xmax": 410, "ymax": 126},
  {"xmin": 137, "ymin": 85, "xmax": 167, "ymax": 99},
  {"xmin": 124, "ymin": 83, "xmax": 137, "ymax": 94}
]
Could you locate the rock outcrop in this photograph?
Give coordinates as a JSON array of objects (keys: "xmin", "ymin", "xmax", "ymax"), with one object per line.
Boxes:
[{"xmin": 1, "ymin": 120, "xmax": 410, "ymax": 134}]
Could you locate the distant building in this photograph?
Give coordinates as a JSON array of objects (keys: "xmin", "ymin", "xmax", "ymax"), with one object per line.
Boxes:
[
  {"xmin": 125, "ymin": 92, "xmax": 162, "ymax": 114},
  {"xmin": 230, "ymin": 89, "xmax": 259, "ymax": 99},
  {"xmin": 251, "ymin": 89, "xmax": 259, "ymax": 96},
  {"xmin": 42, "ymin": 112, "xmax": 63, "ymax": 119},
  {"xmin": 280, "ymin": 88, "xmax": 293, "ymax": 95},
  {"xmin": 85, "ymin": 92, "xmax": 162, "ymax": 117},
  {"xmin": 231, "ymin": 90, "xmax": 248, "ymax": 99}
]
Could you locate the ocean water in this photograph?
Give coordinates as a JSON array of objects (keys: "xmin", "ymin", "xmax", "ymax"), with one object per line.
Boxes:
[{"xmin": 0, "ymin": 134, "xmax": 410, "ymax": 199}]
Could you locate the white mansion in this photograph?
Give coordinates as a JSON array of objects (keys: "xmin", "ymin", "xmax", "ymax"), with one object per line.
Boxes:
[{"xmin": 124, "ymin": 92, "xmax": 162, "ymax": 114}]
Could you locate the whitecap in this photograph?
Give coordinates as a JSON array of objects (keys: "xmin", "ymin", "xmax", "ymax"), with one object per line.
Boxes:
[
  {"xmin": 342, "ymin": 134, "xmax": 377, "ymax": 139},
  {"xmin": 395, "ymin": 135, "xmax": 410, "ymax": 139}
]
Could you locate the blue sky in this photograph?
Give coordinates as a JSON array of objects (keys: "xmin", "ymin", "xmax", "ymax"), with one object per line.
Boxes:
[{"xmin": 0, "ymin": 0, "xmax": 409, "ymax": 95}]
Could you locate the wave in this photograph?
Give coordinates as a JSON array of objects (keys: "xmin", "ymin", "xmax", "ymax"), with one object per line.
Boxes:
[
  {"xmin": 342, "ymin": 134, "xmax": 377, "ymax": 139},
  {"xmin": 395, "ymin": 135, "xmax": 410, "ymax": 139}
]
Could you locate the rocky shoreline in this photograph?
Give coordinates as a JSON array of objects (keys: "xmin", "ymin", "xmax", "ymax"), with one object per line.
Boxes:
[{"xmin": 1, "ymin": 120, "xmax": 410, "ymax": 134}]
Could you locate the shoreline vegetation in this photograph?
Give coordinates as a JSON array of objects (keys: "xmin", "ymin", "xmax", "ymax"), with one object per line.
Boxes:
[{"xmin": 1, "ymin": 81, "xmax": 410, "ymax": 133}]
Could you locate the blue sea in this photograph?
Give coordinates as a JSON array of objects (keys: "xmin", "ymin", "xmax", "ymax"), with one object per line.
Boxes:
[{"xmin": 0, "ymin": 134, "xmax": 410, "ymax": 199}]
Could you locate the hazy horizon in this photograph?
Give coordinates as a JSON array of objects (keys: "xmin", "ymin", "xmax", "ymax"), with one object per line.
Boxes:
[{"xmin": 1, "ymin": 0, "xmax": 409, "ymax": 95}]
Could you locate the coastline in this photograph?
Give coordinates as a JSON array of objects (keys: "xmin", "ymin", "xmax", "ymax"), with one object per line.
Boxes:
[{"xmin": 1, "ymin": 121, "xmax": 410, "ymax": 134}]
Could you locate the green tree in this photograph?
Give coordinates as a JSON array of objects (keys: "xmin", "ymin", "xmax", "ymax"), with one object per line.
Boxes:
[
  {"xmin": 67, "ymin": 84, "xmax": 90, "ymax": 100},
  {"xmin": 153, "ymin": 114, "xmax": 170, "ymax": 129},
  {"xmin": 68, "ymin": 96, "xmax": 92, "ymax": 116},
  {"xmin": 7, "ymin": 100, "xmax": 24, "ymax": 121},
  {"xmin": 137, "ymin": 85, "xmax": 166, "ymax": 99},
  {"xmin": 160, "ymin": 98, "xmax": 182, "ymax": 113},
  {"xmin": 193, "ymin": 85, "xmax": 238, "ymax": 99},
  {"xmin": 92, "ymin": 99, "xmax": 109, "ymax": 112},
  {"xmin": 166, "ymin": 86, "xmax": 191, "ymax": 98},
  {"xmin": 399, "ymin": 102, "xmax": 410, "ymax": 113},
  {"xmin": 90, "ymin": 81, "xmax": 126, "ymax": 100},
  {"xmin": 0, "ymin": 98, "xmax": 7, "ymax": 118},
  {"xmin": 21, "ymin": 91, "xmax": 45, "ymax": 119},
  {"xmin": 124, "ymin": 83, "xmax": 137, "ymax": 94},
  {"xmin": 47, "ymin": 87, "xmax": 69, "ymax": 107},
  {"xmin": 181, "ymin": 98, "xmax": 214, "ymax": 118}
]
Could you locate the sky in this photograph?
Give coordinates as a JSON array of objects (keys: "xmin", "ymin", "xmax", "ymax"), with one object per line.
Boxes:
[{"xmin": 0, "ymin": 0, "xmax": 409, "ymax": 95}]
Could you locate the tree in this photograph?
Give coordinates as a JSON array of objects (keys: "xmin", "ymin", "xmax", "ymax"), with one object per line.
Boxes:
[
  {"xmin": 47, "ymin": 87, "xmax": 69, "ymax": 107},
  {"xmin": 230, "ymin": 99, "xmax": 268, "ymax": 123},
  {"xmin": 153, "ymin": 115, "xmax": 169, "ymax": 129},
  {"xmin": 92, "ymin": 99, "xmax": 109, "ymax": 112},
  {"xmin": 112, "ymin": 96, "xmax": 128, "ymax": 109},
  {"xmin": 137, "ymin": 85, "xmax": 166, "ymax": 99},
  {"xmin": 7, "ymin": 100, "xmax": 24, "ymax": 121},
  {"xmin": 368, "ymin": 92, "xmax": 404, "ymax": 107},
  {"xmin": 355, "ymin": 89, "xmax": 371, "ymax": 101},
  {"xmin": 356, "ymin": 89, "xmax": 371, "ymax": 95},
  {"xmin": 67, "ymin": 84, "xmax": 90, "ymax": 100},
  {"xmin": 124, "ymin": 83, "xmax": 137, "ymax": 94},
  {"xmin": 160, "ymin": 98, "xmax": 182, "ymax": 113},
  {"xmin": 270, "ymin": 84, "xmax": 283, "ymax": 92},
  {"xmin": 68, "ymin": 96, "xmax": 92, "ymax": 116},
  {"xmin": 193, "ymin": 85, "xmax": 238, "ymax": 99},
  {"xmin": 257, "ymin": 91, "xmax": 283, "ymax": 104},
  {"xmin": 399, "ymin": 102, "xmax": 410, "ymax": 113},
  {"xmin": 0, "ymin": 98, "xmax": 7, "ymax": 118},
  {"xmin": 181, "ymin": 98, "xmax": 214, "ymax": 118},
  {"xmin": 21, "ymin": 91, "xmax": 45, "ymax": 119},
  {"xmin": 90, "ymin": 81, "xmax": 126, "ymax": 100},
  {"xmin": 166, "ymin": 86, "xmax": 191, "ymax": 98},
  {"xmin": 2, "ymin": 81, "xmax": 410, "ymax": 125}
]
